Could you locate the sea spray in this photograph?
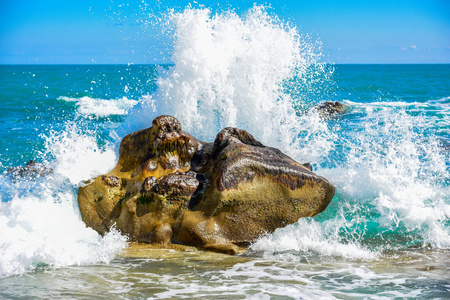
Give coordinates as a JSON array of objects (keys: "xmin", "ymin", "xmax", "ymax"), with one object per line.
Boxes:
[
  {"xmin": 0, "ymin": 63, "xmax": 155, "ymax": 278},
  {"xmin": 125, "ymin": 5, "xmax": 375, "ymax": 259},
  {"xmin": 338, "ymin": 105, "xmax": 450, "ymax": 249},
  {"xmin": 128, "ymin": 5, "xmax": 334, "ymax": 159},
  {"xmin": 0, "ymin": 194, "xmax": 127, "ymax": 278},
  {"xmin": 0, "ymin": 7, "xmax": 449, "ymax": 298},
  {"xmin": 42, "ymin": 122, "xmax": 117, "ymax": 185},
  {"xmin": 58, "ymin": 96, "xmax": 138, "ymax": 118},
  {"xmin": 0, "ymin": 122, "xmax": 127, "ymax": 278},
  {"xmin": 250, "ymin": 102, "xmax": 449, "ymax": 259}
]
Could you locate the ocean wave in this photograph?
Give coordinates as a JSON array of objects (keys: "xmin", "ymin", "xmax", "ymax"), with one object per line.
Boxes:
[
  {"xmin": 58, "ymin": 96, "xmax": 138, "ymax": 117},
  {"xmin": 433, "ymin": 96, "xmax": 450, "ymax": 103},
  {"xmin": 324, "ymin": 105, "xmax": 450, "ymax": 249},
  {"xmin": 342, "ymin": 99, "xmax": 428, "ymax": 109},
  {"xmin": 249, "ymin": 102, "xmax": 450, "ymax": 259},
  {"xmin": 0, "ymin": 193, "xmax": 127, "ymax": 278},
  {"xmin": 250, "ymin": 220, "xmax": 377, "ymax": 261},
  {"xmin": 343, "ymin": 98, "xmax": 450, "ymax": 111},
  {"xmin": 42, "ymin": 123, "xmax": 117, "ymax": 185},
  {"xmin": 0, "ymin": 123, "xmax": 125, "ymax": 278}
]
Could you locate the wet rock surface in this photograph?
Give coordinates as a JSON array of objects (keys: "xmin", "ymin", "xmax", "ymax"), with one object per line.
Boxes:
[
  {"xmin": 6, "ymin": 160, "xmax": 53, "ymax": 181},
  {"xmin": 314, "ymin": 101, "xmax": 347, "ymax": 118},
  {"xmin": 78, "ymin": 115, "xmax": 335, "ymax": 253}
]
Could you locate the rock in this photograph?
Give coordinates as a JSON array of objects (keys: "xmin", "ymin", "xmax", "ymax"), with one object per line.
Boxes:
[
  {"xmin": 78, "ymin": 115, "xmax": 335, "ymax": 253},
  {"xmin": 102, "ymin": 175, "xmax": 120, "ymax": 187},
  {"xmin": 6, "ymin": 160, "xmax": 53, "ymax": 181},
  {"xmin": 153, "ymin": 174, "xmax": 199, "ymax": 197},
  {"xmin": 314, "ymin": 101, "xmax": 347, "ymax": 118},
  {"xmin": 441, "ymin": 143, "xmax": 450, "ymax": 151},
  {"xmin": 203, "ymin": 243, "xmax": 240, "ymax": 255}
]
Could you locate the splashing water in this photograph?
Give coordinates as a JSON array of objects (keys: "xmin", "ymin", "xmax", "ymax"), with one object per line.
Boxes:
[
  {"xmin": 129, "ymin": 5, "xmax": 334, "ymax": 159},
  {"xmin": 328, "ymin": 105, "xmax": 450, "ymax": 250},
  {"xmin": 0, "ymin": 194, "xmax": 127, "ymax": 278},
  {"xmin": 0, "ymin": 122, "xmax": 126, "ymax": 278},
  {"xmin": 42, "ymin": 123, "xmax": 117, "ymax": 185},
  {"xmin": 58, "ymin": 96, "xmax": 138, "ymax": 118}
]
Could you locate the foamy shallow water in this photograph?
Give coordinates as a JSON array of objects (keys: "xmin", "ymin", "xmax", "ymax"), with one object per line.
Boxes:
[{"xmin": 1, "ymin": 245, "xmax": 449, "ymax": 299}]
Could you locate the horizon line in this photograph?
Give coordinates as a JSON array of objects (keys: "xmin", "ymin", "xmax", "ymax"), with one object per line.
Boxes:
[{"xmin": 1, "ymin": 62, "xmax": 449, "ymax": 66}]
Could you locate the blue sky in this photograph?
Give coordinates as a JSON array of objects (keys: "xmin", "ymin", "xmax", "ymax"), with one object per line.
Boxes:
[{"xmin": 1, "ymin": 0, "xmax": 449, "ymax": 64}]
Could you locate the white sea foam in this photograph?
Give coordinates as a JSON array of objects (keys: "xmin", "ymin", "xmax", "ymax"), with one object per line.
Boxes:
[
  {"xmin": 3, "ymin": 5, "xmax": 448, "ymax": 280},
  {"xmin": 0, "ymin": 123, "xmax": 126, "ymax": 278},
  {"xmin": 150, "ymin": 257, "xmax": 424, "ymax": 299},
  {"xmin": 322, "ymin": 106, "xmax": 450, "ymax": 249},
  {"xmin": 343, "ymin": 98, "xmax": 450, "ymax": 118},
  {"xmin": 58, "ymin": 96, "xmax": 138, "ymax": 117},
  {"xmin": 43, "ymin": 123, "xmax": 117, "ymax": 185},
  {"xmin": 250, "ymin": 99, "xmax": 450, "ymax": 257},
  {"xmin": 250, "ymin": 220, "xmax": 377, "ymax": 260},
  {"xmin": 0, "ymin": 194, "xmax": 127, "ymax": 278},
  {"xmin": 129, "ymin": 5, "xmax": 334, "ymax": 160}
]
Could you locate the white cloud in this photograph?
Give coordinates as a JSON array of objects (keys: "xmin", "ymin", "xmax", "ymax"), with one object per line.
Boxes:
[{"xmin": 400, "ymin": 45, "xmax": 418, "ymax": 51}]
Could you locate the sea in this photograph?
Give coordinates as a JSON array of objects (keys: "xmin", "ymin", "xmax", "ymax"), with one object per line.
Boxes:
[{"xmin": 1, "ymin": 5, "xmax": 449, "ymax": 300}]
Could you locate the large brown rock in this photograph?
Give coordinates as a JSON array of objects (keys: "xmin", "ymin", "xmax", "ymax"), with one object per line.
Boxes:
[{"xmin": 78, "ymin": 115, "xmax": 335, "ymax": 254}]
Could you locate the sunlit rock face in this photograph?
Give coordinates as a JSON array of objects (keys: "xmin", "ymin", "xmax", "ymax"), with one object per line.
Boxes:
[{"xmin": 78, "ymin": 115, "xmax": 335, "ymax": 254}]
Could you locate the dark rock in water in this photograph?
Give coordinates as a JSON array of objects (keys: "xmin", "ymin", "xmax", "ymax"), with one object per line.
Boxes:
[
  {"xmin": 78, "ymin": 115, "xmax": 335, "ymax": 253},
  {"xmin": 6, "ymin": 160, "xmax": 52, "ymax": 181},
  {"xmin": 441, "ymin": 143, "xmax": 450, "ymax": 151},
  {"xmin": 314, "ymin": 101, "xmax": 347, "ymax": 118}
]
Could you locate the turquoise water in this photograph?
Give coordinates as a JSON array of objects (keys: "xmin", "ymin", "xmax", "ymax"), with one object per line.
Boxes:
[
  {"xmin": 1, "ymin": 63, "xmax": 449, "ymax": 299},
  {"xmin": 2, "ymin": 64, "xmax": 447, "ymax": 170},
  {"xmin": 0, "ymin": 64, "xmax": 160, "ymax": 167},
  {"xmin": 1, "ymin": 5, "xmax": 450, "ymax": 299}
]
